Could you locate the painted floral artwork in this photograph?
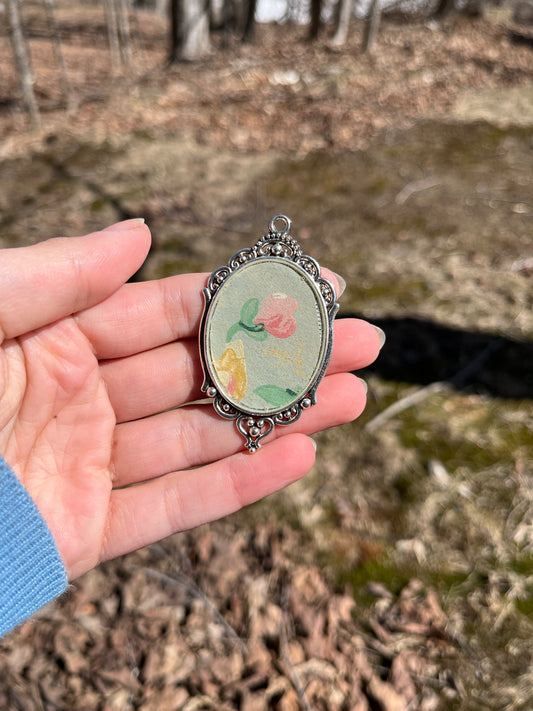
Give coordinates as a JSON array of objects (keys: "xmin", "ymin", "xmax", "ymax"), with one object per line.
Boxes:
[
  {"xmin": 226, "ymin": 293, "xmax": 297, "ymax": 342},
  {"xmin": 213, "ymin": 340, "xmax": 247, "ymax": 402},
  {"xmin": 205, "ymin": 259, "xmax": 326, "ymax": 416},
  {"xmin": 254, "ymin": 293, "xmax": 298, "ymax": 338},
  {"xmin": 217, "ymin": 293, "xmax": 300, "ymax": 408}
]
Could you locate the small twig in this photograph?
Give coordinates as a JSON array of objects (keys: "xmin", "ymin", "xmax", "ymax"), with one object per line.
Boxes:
[
  {"xmin": 448, "ymin": 339, "xmax": 504, "ymax": 389},
  {"xmin": 395, "ymin": 176, "xmax": 440, "ymax": 205}
]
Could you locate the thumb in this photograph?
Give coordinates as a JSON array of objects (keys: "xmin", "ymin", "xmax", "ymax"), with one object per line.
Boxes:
[{"xmin": 0, "ymin": 219, "xmax": 151, "ymax": 342}]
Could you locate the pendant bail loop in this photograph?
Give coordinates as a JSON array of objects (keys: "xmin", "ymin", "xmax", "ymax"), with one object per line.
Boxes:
[{"xmin": 268, "ymin": 214, "xmax": 291, "ymax": 237}]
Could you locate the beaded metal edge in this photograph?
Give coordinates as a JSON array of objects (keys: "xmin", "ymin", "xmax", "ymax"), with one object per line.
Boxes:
[{"xmin": 199, "ymin": 215, "xmax": 339, "ymax": 452}]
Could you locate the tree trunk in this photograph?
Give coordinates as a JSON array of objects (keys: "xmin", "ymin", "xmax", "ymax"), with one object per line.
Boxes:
[
  {"xmin": 331, "ymin": 0, "xmax": 351, "ymax": 46},
  {"xmin": 362, "ymin": 0, "xmax": 382, "ymax": 53},
  {"xmin": 169, "ymin": 0, "xmax": 180, "ymax": 62},
  {"xmin": 117, "ymin": 0, "xmax": 133, "ymax": 66},
  {"xmin": 169, "ymin": 0, "xmax": 210, "ymax": 62},
  {"xmin": 42, "ymin": 0, "xmax": 73, "ymax": 104},
  {"xmin": 7, "ymin": 0, "xmax": 40, "ymax": 128},
  {"xmin": 433, "ymin": 0, "xmax": 457, "ymax": 19},
  {"xmin": 104, "ymin": 0, "xmax": 121, "ymax": 71},
  {"xmin": 242, "ymin": 0, "xmax": 257, "ymax": 42},
  {"xmin": 309, "ymin": 0, "xmax": 322, "ymax": 39},
  {"xmin": 220, "ymin": 0, "xmax": 234, "ymax": 48}
]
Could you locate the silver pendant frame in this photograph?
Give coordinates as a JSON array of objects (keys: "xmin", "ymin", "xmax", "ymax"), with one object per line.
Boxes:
[{"xmin": 199, "ymin": 215, "xmax": 339, "ymax": 453}]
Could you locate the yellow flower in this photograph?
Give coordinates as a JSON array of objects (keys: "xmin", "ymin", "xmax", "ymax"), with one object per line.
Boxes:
[{"xmin": 214, "ymin": 340, "xmax": 247, "ymax": 402}]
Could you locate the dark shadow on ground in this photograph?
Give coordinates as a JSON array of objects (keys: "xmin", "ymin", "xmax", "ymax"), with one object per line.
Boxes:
[{"xmin": 345, "ymin": 314, "xmax": 533, "ymax": 399}]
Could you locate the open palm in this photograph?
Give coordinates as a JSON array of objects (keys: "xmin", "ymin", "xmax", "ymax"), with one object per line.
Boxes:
[{"xmin": 0, "ymin": 220, "xmax": 380, "ymax": 581}]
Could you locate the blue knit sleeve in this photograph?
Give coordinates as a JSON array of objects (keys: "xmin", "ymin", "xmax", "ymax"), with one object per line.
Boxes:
[{"xmin": 0, "ymin": 455, "xmax": 68, "ymax": 637}]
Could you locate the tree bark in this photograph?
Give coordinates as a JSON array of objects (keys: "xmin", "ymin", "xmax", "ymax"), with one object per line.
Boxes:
[
  {"xmin": 104, "ymin": 0, "xmax": 121, "ymax": 71},
  {"xmin": 7, "ymin": 0, "xmax": 40, "ymax": 128},
  {"xmin": 433, "ymin": 0, "xmax": 457, "ymax": 19},
  {"xmin": 219, "ymin": 0, "xmax": 235, "ymax": 48},
  {"xmin": 43, "ymin": 0, "xmax": 72, "ymax": 104},
  {"xmin": 117, "ymin": 0, "xmax": 132, "ymax": 67},
  {"xmin": 331, "ymin": 0, "xmax": 351, "ymax": 46},
  {"xmin": 362, "ymin": 0, "xmax": 382, "ymax": 54},
  {"xmin": 309, "ymin": 0, "xmax": 322, "ymax": 40},
  {"xmin": 169, "ymin": 0, "xmax": 180, "ymax": 62},
  {"xmin": 242, "ymin": 0, "xmax": 257, "ymax": 43},
  {"xmin": 169, "ymin": 0, "xmax": 210, "ymax": 62}
]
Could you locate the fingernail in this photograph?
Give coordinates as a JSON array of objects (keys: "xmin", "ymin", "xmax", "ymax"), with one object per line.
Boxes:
[
  {"xmin": 358, "ymin": 376, "xmax": 368, "ymax": 394},
  {"xmin": 310, "ymin": 437, "xmax": 317, "ymax": 452},
  {"xmin": 332, "ymin": 272, "xmax": 346, "ymax": 298},
  {"xmin": 103, "ymin": 218, "xmax": 146, "ymax": 232},
  {"xmin": 372, "ymin": 325, "xmax": 386, "ymax": 350}
]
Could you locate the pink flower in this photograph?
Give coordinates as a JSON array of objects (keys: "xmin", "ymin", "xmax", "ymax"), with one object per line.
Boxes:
[{"xmin": 254, "ymin": 293, "xmax": 297, "ymax": 339}]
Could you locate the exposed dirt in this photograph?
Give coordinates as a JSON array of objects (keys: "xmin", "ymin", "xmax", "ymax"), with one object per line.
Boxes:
[{"xmin": 0, "ymin": 3, "xmax": 532, "ymax": 710}]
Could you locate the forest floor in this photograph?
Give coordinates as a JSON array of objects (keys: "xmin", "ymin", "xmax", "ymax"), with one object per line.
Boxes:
[{"xmin": 0, "ymin": 3, "xmax": 533, "ymax": 711}]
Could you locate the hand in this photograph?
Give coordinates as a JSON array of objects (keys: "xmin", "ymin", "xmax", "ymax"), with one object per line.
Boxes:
[{"xmin": 0, "ymin": 220, "xmax": 381, "ymax": 580}]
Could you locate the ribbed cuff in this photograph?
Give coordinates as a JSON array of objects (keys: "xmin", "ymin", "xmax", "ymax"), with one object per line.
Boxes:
[{"xmin": 0, "ymin": 456, "xmax": 68, "ymax": 636}]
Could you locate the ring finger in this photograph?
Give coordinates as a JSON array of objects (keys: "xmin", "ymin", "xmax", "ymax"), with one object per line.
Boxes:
[{"xmin": 111, "ymin": 371, "xmax": 365, "ymax": 487}]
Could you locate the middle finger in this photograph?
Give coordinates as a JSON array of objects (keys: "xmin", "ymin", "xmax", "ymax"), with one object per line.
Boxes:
[
  {"xmin": 101, "ymin": 317, "xmax": 380, "ymax": 423},
  {"xmin": 101, "ymin": 318, "xmax": 379, "ymax": 422},
  {"xmin": 100, "ymin": 338, "xmax": 203, "ymax": 423}
]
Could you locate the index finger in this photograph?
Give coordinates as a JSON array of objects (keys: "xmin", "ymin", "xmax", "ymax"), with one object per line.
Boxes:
[
  {"xmin": 76, "ymin": 273, "xmax": 209, "ymax": 359},
  {"xmin": 0, "ymin": 220, "xmax": 150, "ymax": 343},
  {"xmin": 76, "ymin": 269, "xmax": 344, "ymax": 359}
]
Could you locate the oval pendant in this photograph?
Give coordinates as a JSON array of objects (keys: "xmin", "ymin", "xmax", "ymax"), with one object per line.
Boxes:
[{"xmin": 199, "ymin": 215, "xmax": 339, "ymax": 452}]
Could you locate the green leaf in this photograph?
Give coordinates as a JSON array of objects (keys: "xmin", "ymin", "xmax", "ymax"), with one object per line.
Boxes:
[
  {"xmin": 226, "ymin": 322, "xmax": 242, "ymax": 342},
  {"xmin": 240, "ymin": 298, "xmax": 259, "ymax": 327},
  {"xmin": 254, "ymin": 385, "xmax": 295, "ymax": 408}
]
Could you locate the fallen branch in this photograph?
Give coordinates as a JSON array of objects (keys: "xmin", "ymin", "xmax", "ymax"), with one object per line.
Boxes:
[
  {"xmin": 365, "ymin": 339, "xmax": 504, "ymax": 432},
  {"xmin": 365, "ymin": 381, "xmax": 445, "ymax": 433},
  {"xmin": 395, "ymin": 177, "xmax": 440, "ymax": 205}
]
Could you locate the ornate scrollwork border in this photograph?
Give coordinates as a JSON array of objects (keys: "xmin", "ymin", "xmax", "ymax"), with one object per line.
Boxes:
[{"xmin": 199, "ymin": 215, "xmax": 339, "ymax": 452}]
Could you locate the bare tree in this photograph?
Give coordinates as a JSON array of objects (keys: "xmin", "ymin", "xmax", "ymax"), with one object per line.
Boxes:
[
  {"xmin": 104, "ymin": 0, "xmax": 133, "ymax": 70},
  {"xmin": 7, "ymin": 0, "xmax": 40, "ymax": 127},
  {"xmin": 432, "ymin": 0, "xmax": 456, "ymax": 18},
  {"xmin": 242, "ymin": 0, "xmax": 257, "ymax": 42},
  {"xmin": 211, "ymin": 0, "xmax": 238, "ymax": 48},
  {"xmin": 117, "ymin": 0, "xmax": 133, "ymax": 66},
  {"xmin": 362, "ymin": 0, "xmax": 382, "ymax": 53},
  {"xmin": 42, "ymin": 0, "xmax": 73, "ymax": 104},
  {"xmin": 104, "ymin": 0, "xmax": 122, "ymax": 71},
  {"xmin": 169, "ymin": 0, "xmax": 211, "ymax": 62},
  {"xmin": 309, "ymin": 0, "xmax": 322, "ymax": 39},
  {"xmin": 331, "ymin": 0, "xmax": 352, "ymax": 46}
]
